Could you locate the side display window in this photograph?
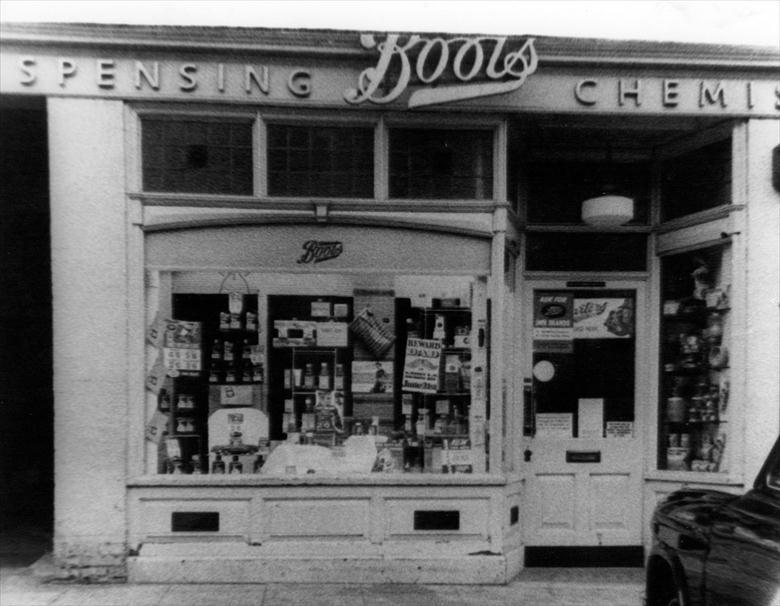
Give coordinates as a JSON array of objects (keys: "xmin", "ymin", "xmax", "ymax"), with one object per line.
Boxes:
[{"xmin": 659, "ymin": 244, "xmax": 731, "ymax": 473}]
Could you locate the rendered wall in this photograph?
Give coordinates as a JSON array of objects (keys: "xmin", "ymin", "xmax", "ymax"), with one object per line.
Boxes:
[
  {"xmin": 743, "ymin": 119, "xmax": 780, "ymax": 484},
  {"xmin": 48, "ymin": 97, "xmax": 128, "ymax": 580}
]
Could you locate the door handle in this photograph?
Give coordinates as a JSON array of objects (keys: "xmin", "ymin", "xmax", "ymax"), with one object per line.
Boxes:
[{"xmin": 524, "ymin": 449, "xmax": 533, "ymax": 462}]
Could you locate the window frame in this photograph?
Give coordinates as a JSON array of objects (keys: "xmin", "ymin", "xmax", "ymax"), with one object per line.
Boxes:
[
  {"xmin": 382, "ymin": 115, "xmax": 504, "ymax": 204},
  {"xmin": 137, "ymin": 109, "xmax": 258, "ymax": 197},
  {"xmin": 261, "ymin": 119, "xmax": 378, "ymax": 200}
]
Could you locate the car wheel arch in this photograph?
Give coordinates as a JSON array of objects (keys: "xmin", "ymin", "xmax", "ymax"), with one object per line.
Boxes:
[{"xmin": 647, "ymin": 551, "xmax": 690, "ymax": 606}]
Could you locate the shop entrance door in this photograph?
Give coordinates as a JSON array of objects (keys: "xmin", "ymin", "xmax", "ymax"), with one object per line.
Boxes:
[{"xmin": 521, "ymin": 280, "xmax": 646, "ymax": 561}]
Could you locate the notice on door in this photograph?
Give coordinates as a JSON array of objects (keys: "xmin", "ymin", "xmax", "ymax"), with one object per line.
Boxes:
[
  {"xmin": 578, "ymin": 398, "xmax": 604, "ymax": 439},
  {"xmin": 535, "ymin": 413, "xmax": 573, "ymax": 438},
  {"xmin": 533, "ymin": 292, "xmax": 573, "ymax": 353},
  {"xmin": 573, "ymin": 297, "xmax": 634, "ymax": 339}
]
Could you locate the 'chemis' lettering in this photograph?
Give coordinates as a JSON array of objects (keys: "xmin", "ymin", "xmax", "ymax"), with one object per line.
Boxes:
[{"xmin": 344, "ymin": 34, "xmax": 538, "ymax": 108}]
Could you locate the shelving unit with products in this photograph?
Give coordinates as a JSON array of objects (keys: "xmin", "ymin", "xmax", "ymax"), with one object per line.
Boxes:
[
  {"xmin": 395, "ymin": 298, "xmax": 489, "ymax": 474},
  {"xmin": 658, "ymin": 244, "xmax": 731, "ymax": 473},
  {"xmin": 155, "ymin": 293, "xmax": 263, "ymax": 475},
  {"xmin": 267, "ymin": 295, "xmax": 353, "ymax": 442}
]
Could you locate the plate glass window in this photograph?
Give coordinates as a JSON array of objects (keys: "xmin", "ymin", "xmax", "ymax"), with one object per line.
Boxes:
[
  {"xmin": 661, "ymin": 138, "xmax": 731, "ymax": 222},
  {"xmin": 389, "ymin": 128, "xmax": 493, "ymax": 200},
  {"xmin": 266, "ymin": 125, "xmax": 374, "ymax": 198},
  {"xmin": 142, "ymin": 118, "xmax": 253, "ymax": 195}
]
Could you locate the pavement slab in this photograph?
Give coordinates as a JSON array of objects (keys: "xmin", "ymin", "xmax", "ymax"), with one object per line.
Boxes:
[{"xmin": 1, "ymin": 563, "xmax": 646, "ymax": 606}]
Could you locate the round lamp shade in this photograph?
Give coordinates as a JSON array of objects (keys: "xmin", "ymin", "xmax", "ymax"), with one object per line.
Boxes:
[{"xmin": 581, "ymin": 195, "xmax": 634, "ymax": 226}]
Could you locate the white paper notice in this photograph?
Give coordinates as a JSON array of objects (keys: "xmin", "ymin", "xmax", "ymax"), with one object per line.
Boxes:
[
  {"xmin": 578, "ymin": 398, "xmax": 604, "ymax": 438},
  {"xmin": 606, "ymin": 421, "xmax": 634, "ymax": 438},
  {"xmin": 535, "ymin": 413, "xmax": 573, "ymax": 438},
  {"xmin": 316, "ymin": 322, "xmax": 348, "ymax": 347}
]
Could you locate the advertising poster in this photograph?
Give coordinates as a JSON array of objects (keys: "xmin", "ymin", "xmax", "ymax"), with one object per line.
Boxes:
[
  {"xmin": 402, "ymin": 337, "xmax": 442, "ymax": 393},
  {"xmin": 573, "ymin": 297, "xmax": 634, "ymax": 339},
  {"xmin": 352, "ymin": 361, "xmax": 394, "ymax": 393},
  {"xmin": 533, "ymin": 292, "xmax": 573, "ymax": 353},
  {"xmin": 162, "ymin": 319, "xmax": 202, "ymax": 375}
]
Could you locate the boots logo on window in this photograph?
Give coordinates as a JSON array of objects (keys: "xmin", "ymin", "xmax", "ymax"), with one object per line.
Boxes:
[
  {"xmin": 345, "ymin": 33, "xmax": 538, "ymax": 108},
  {"xmin": 297, "ymin": 240, "xmax": 344, "ymax": 264}
]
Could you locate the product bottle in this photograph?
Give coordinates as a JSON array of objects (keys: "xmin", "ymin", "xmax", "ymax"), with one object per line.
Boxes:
[
  {"xmin": 416, "ymin": 410, "xmax": 428, "ymax": 437},
  {"xmin": 229, "ymin": 455, "xmax": 243, "ymax": 474},
  {"xmin": 303, "ymin": 363, "xmax": 315, "ymax": 389},
  {"xmin": 211, "ymin": 339, "xmax": 222, "ymax": 360},
  {"xmin": 301, "ymin": 397, "xmax": 315, "ymax": 432},
  {"xmin": 333, "ymin": 364, "xmax": 344, "ymax": 390},
  {"xmin": 245, "ymin": 312, "xmax": 258, "ymax": 332},
  {"xmin": 223, "ymin": 340, "xmax": 234, "ymax": 363},
  {"xmin": 211, "ymin": 454, "xmax": 226, "ymax": 474},
  {"xmin": 191, "ymin": 454, "xmax": 203, "ymax": 474},
  {"xmin": 242, "ymin": 339, "xmax": 252, "ymax": 362},
  {"xmin": 433, "ymin": 314, "xmax": 446, "ymax": 341},
  {"xmin": 318, "ymin": 362, "xmax": 331, "ymax": 390},
  {"xmin": 158, "ymin": 389, "xmax": 171, "ymax": 412}
]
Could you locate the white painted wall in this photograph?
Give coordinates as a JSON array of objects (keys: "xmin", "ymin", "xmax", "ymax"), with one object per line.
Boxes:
[
  {"xmin": 744, "ymin": 119, "xmax": 780, "ymax": 484},
  {"xmin": 48, "ymin": 97, "xmax": 128, "ymax": 572}
]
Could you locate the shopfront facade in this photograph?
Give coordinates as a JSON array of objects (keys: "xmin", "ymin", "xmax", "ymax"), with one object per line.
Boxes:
[{"xmin": 1, "ymin": 23, "xmax": 778, "ymax": 583}]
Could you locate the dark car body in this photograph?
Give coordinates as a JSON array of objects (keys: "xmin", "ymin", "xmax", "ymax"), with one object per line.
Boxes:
[{"xmin": 646, "ymin": 436, "xmax": 780, "ymax": 606}]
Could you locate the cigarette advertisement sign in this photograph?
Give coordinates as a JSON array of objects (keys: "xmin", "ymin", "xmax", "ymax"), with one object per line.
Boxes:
[
  {"xmin": 162, "ymin": 319, "xmax": 202, "ymax": 375},
  {"xmin": 573, "ymin": 297, "xmax": 634, "ymax": 339},
  {"xmin": 402, "ymin": 338, "xmax": 442, "ymax": 393},
  {"xmin": 533, "ymin": 292, "xmax": 573, "ymax": 353}
]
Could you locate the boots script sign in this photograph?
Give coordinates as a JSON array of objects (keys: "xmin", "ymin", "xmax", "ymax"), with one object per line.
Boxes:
[{"xmin": 344, "ymin": 33, "xmax": 539, "ymax": 108}]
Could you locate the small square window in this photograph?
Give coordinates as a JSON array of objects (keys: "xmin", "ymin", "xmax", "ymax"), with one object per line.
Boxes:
[
  {"xmin": 141, "ymin": 118, "xmax": 253, "ymax": 195},
  {"xmin": 389, "ymin": 129, "xmax": 493, "ymax": 200},
  {"xmin": 266, "ymin": 125, "xmax": 374, "ymax": 198}
]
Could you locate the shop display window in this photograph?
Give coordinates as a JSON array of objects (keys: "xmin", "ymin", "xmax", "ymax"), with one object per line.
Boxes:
[
  {"xmin": 389, "ymin": 128, "xmax": 493, "ymax": 200},
  {"xmin": 661, "ymin": 138, "xmax": 731, "ymax": 222},
  {"xmin": 266, "ymin": 124, "xmax": 374, "ymax": 198},
  {"xmin": 145, "ymin": 274, "xmax": 490, "ymax": 477},
  {"xmin": 658, "ymin": 244, "xmax": 731, "ymax": 473},
  {"xmin": 141, "ymin": 118, "xmax": 253, "ymax": 195}
]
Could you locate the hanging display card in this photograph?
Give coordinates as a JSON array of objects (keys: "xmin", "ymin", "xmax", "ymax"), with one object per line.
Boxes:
[
  {"xmin": 145, "ymin": 409, "xmax": 168, "ymax": 444},
  {"xmin": 573, "ymin": 297, "xmax": 634, "ymax": 339},
  {"xmin": 533, "ymin": 292, "xmax": 573, "ymax": 353},
  {"xmin": 145, "ymin": 353, "xmax": 167, "ymax": 394},
  {"xmin": 402, "ymin": 338, "xmax": 442, "ymax": 393},
  {"xmin": 606, "ymin": 421, "xmax": 634, "ymax": 438},
  {"xmin": 316, "ymin": 322, "xmax": 348, "ymax": 347},
  {"xmin": 535, "ymin": 413, "xmax": 573, "ymax": 438},
  {"xmin": 578, "ymin": 398, "xmax": 604, "ymax": 438},
  {"xmin": 146, "ymin": 313, "xmax": 166, "ymax": 348}
]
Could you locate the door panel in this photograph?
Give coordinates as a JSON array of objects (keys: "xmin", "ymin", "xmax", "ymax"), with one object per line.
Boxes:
[{"xmin": 522, "ymin": 282, "xmax": 646, "ymax": 548}]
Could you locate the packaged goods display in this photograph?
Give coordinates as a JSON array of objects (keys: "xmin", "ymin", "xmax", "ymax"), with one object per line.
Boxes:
[
  {"xmin": 659, "ymin": 245, "xmax": 731, "ymax": 473},
  {"xmin": 146, "ymin": 282, "xmax": 489, "ymax": 475}
]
